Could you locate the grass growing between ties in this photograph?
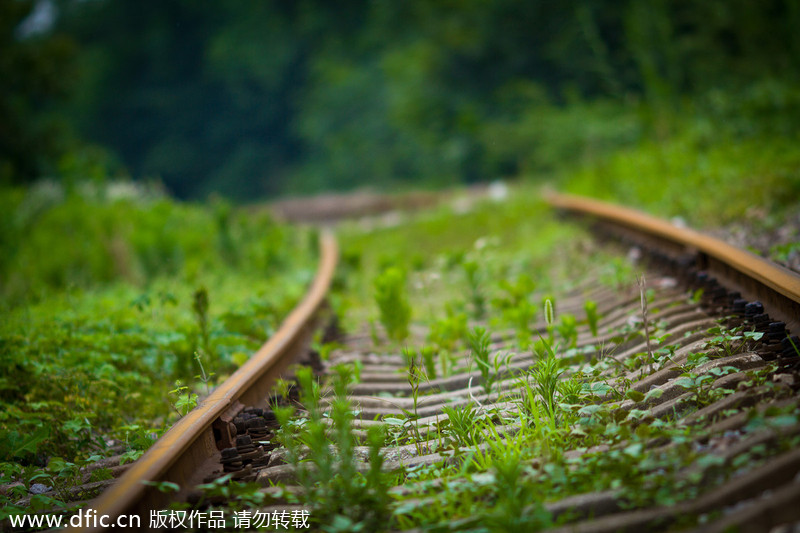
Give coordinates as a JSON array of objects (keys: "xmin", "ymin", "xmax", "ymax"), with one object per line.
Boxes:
[
  {"xmin": 384, "ymin": 321, "xmax": 799, "ymax": 531},
  {"xmin": 276, "ymin": 365, "xmax": 392, "ymax": 532},
  {"xmin": 373, "ymin": 266, "xmax": 411, "ymax": 344},
  {"xmin": 322, "ymin": 183, "xmax": 800, "ymax": 531},
  {"xmin": 336, "ymin": 185, "xmax": 594, "ymax": 336},
  {"xmin": 0, "ymin": 182, "xmax": 317, "ymax": 517}
]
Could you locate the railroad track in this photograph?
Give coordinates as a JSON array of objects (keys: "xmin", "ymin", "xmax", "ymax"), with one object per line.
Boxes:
[{"xmin": 26, "ymin": 194, "xmax": 799, "ymax": 532}]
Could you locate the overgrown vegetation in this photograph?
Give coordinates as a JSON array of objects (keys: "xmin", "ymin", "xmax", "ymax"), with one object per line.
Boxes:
[
  {"xmin": 0, "ymin": 183, "xmax": 316, "ymax": 517},
  {"xmin": 277, "ymin": 365, "xmax": 391, "ymax": 532},
  {"xmin": 316, "ymin": 185, "xmax": 800, "ymax": 531}
]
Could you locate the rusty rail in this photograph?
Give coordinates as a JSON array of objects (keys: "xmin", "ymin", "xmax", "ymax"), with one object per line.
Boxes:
[{"xmin": 546, "ymin": 192, "xmax": 800, "ymax": 332}]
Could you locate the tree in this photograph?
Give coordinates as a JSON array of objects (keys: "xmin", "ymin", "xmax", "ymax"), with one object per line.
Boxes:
[{"xmin": 0, "ymin": 0, "xmax": 77, "ymax": 184}]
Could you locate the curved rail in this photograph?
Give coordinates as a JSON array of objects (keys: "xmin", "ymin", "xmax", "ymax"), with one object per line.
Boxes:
[
  {"xmin": 75, "ymin": 230, "xmax": 338, "ymax": 532},
  {"xmin": 546, "ymin": 192, "xmax": 800, "ymax": 332}
]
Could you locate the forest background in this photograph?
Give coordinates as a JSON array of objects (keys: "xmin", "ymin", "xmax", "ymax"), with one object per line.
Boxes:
[{"xmin": 3, "ymin": 0, "xmax": 800, "ymax": 202}]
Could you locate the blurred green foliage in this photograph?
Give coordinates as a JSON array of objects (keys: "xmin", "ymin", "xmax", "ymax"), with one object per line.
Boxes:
[
  {"xmin": 0, "ymin": 181, "xmax": 309, "ymax": 305},
  {"xmin": 4, "ymin": 0, "xmax": 800, "ymax": 199},
  {"xmin": 0, "ymin": 0, "xmax": 73, "ymax": 183},
  {"xmin": 373, "ymin": 266, "xmax": 411, "ymax": 343},
  {"xmin": 337, "ymin": 187, "xmax": 588, "ymax": 333},
  {"xmin": 566, "ymin": 78, "xmax": 800, "ymax": 226}
]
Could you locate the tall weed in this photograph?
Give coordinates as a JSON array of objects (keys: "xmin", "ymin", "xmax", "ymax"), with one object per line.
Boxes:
[{"xmin": 373, "ymin": 267, "xmax": 411, "ymax": 343}]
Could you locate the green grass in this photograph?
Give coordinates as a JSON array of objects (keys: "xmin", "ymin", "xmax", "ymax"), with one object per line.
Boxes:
[
  {"xmin": 0, "ymin": 182, "xmax": 317, "ymax": 517},
  {"xmin": 335, "ymin": 187, "xmax": 592, "ymax": 336},
  {"xmin": 373, "ymin": 266, "xmax": 412, "ymax": 344},
  {"xmin": 564, "ymin": 124, "xmax": 800, "ymax": 228}
]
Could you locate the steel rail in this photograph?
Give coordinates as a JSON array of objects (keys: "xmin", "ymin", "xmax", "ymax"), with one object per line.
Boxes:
[
  {"xmin": 546, "ymin": 192, "xmax": 800, "ymax": 333},
  {"xmin": 73, "ymin": 230, "xmax": 338, "ymax": 533}
]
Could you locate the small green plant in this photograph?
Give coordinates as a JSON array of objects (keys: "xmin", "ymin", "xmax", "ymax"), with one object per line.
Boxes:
[
  {"xmin": 400, "ymin": 350, "xmax": 426, "ymax": 454},
  {"xmin": 193, "ymin": 352, "xmax": 215, "ymax": 396},
  {"xmin": 543, "ymin": 297, "xmax": 555, "ymax": 343},
  {"xmin": 770, "ymin": 242, "xmax": 800, "ymax": 263},
  {"xmin": 467, "ymin": 326, "xmax": 494, "ymax": 397},
  {"xmin": 493, "ymin": 273, "xmax": 537, "ymax": 348},
  {"xmin": 509, "ymin": 300, "xmax": 536, "ymax": 350},
  {"xmin": 373, "ymin": 267, "xmax": 411, "ymax": 343},
  {"xmin": 195, "ymin": 475, "xmax": 266, "ymax": 510},
  {"xmin": 169, "ymin": 381, "xmax": 198, "ymax": 417},
  {"xmin": 192, "ymin": 286, "xmax": 214, "ymax": 359},
  {"xmin": 427, "ymin": 303, "xmax": 467, "ymax": 377},
  {"xmin": 703, "ymin": 325, "xmax": 762, "ymax": 357},
  {"xmin": 440, "ymin": 403, "xmax": 480, "ymax": 448},
  {"xmin": 463, "ymin": 259, "xmax": 485, "ymax": 318},
  {"xmin": 119, "ymin": 449, "xmax": 144, "ymax": 465},
  {"xmin": 558, "ymin": 375, "xmax": 583, "ymax": 404},
  {"xmin": 637, "ymin": 275, "xmax": 654, "ymax": 372},
  {"xmin": 143, "ymin": 480, "xmax": 181, "ymax": 494},
  {"xmin": 428, "ymin": 302, "xmax": 468, "ymax": 351},
  {"xmin": 531, "ymin": 337, "xmax": 564, "ymax": 421},
  {"xmin": 118, "ymin": 424, "xmax": 159, "ymax": 464},
  {"xmin": 401, "ymin": 345, "xmax": 416, "ymax": 367},
  {"xmin": 29, "ymin": 454, "xmax": 106, "ymax": 503},
  {"xmin": 653, "ymin": 342, "xmax": 681, "ymax": 370},
  {"xmin": 481, "ymin": 447, "xmax": 552, "ymax": 531},
  {"xmin": 405, "ymin": 350, "xmax": 423, "ymax": 420},
  {"xmin": 312, "ymin": 336, "xmax": 343, "ymax": 362},
  {"xmin": 600, "ymin": 256, "xmax": 634, "ymax": 289},
  {"xmin": 369, "ymin": 319, "xmax": 381, "ymax": 346},
  {"xmin": 420, "ymin": 346, "xmax": 437, "ymax": 380},
  {"xmin": 584, "ymin": 299, "xmax": 600, "ymax": 337},
  {"xmin": 675, "ymin": 366, "xmax": 739, "ymax": 407},
  {"xmin": 493, "ymin": 273, "xmax": 536, "ymax": 311},
  {"xmin": 557, "ymin": 313, "xmax": 579, "ymax": 349},
  {"xmin": 690, "ymin": 288, "xmax": 704, "ymax": 304},
  {"xmin": 786, "ymin": 336, "xmax": 800, "ymax": 357}
]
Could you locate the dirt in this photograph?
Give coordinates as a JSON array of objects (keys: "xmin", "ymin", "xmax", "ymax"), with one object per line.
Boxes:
[{"xmin": 710, "ymin": 208, "xmax": 800, "ymax": 274}]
